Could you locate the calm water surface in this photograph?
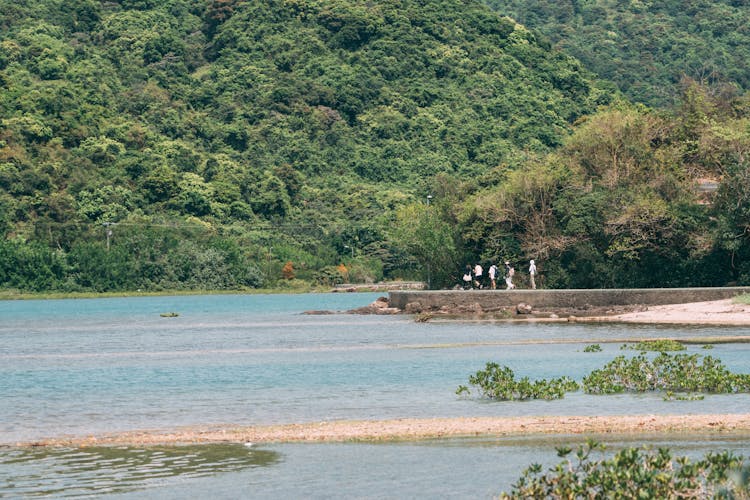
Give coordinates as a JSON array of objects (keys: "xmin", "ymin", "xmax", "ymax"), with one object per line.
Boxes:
[
  {"xmin": 6, "ymin": 436, "xmax": 750, "ymax": 498},
  {"xmin": 2, "ymin": 292, "xmax": 750, "ymax": 497}
]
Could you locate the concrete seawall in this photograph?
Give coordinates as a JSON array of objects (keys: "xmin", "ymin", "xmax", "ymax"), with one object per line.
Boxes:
[{"xmin": 388, "ymin": 287, "xmax": 750, "ymax": 311}]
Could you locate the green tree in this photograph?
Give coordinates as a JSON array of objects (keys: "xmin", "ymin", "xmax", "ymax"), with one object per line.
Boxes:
[{"xmin": 391, "ymin": 201, "xmax": 460, "ymax": 289}]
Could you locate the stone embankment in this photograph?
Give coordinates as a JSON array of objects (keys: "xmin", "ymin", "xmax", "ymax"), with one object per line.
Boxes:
[{"xmin": 387, "ymin": 287, "xmax": 750, "ymax": 319}]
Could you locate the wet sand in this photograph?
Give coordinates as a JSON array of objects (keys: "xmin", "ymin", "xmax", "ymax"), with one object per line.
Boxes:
[
  {"xmin": 22, "ymin": 414, "xmax": 750, "ymax": 447},
  {"xmin": 586, "ymin": 298, "xmax": 750, "ymax": 325}
]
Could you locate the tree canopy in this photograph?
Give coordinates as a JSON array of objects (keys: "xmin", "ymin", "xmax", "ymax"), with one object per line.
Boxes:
[
  {"xmin": 1, "ymin": 0, "xmax": 749, "ymax": 291},
  {"xmin": 482, "ymin": 0, "xmax": 750, "ymax": 108}
]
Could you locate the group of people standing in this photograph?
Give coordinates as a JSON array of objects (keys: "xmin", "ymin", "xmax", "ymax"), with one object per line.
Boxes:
[{"xmin": 462, "ymin": 259, "xmax": 537, "ymax": 290}]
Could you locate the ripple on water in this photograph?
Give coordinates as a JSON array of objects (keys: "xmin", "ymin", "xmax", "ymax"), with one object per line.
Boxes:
[{"xmin": 0, "ymin": 444, "xmax": 281, "ymax": 497}]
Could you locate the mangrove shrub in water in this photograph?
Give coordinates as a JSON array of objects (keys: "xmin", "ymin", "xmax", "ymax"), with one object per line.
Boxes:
[
  {"xmin": 583, "ymin": 353, "xmax": 750, "ymax": 395},
  {"xmin": 462, "ymin": 353, "xmax": 750, "ymax": 401},
  {"xmin": 456, "ymin": 362, "xmax": 579, "ymax": 401},
  {"xmin": 620, "ymin": 339, "xmax": 686, "ymax": 352},
  {"xmin": 501, "ymin": 440, "xmax": 749, "ymax": 498},
  {"xmin": 583, "ymin": 343, "xmax": 602, "ymax": 352}
]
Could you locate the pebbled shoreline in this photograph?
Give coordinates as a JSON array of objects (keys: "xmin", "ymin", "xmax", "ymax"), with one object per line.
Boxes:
[{"xmin": 15, "ymin": 414, "xmax": 750, "ymax": 448}]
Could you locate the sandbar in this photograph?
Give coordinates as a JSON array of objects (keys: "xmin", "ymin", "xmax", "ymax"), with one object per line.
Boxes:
[{"xmin": 19, "ymin": 414, "xmax": 750, "ymax": 447}]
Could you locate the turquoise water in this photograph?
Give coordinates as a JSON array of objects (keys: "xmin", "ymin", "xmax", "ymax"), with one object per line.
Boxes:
[
  {"xmin": 2, "ymin": 293, "xmax": 750, "ymax": 497},
  {"xmin": 6, "ymin": 437, "xmax": 750, "ymax": 498}
]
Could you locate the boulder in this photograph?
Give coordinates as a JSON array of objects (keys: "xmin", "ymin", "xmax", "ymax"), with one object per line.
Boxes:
[
  {"xmin": 516, "ymin": 303, "xmax": 533, "ymax": 315},
  {"xmin": 346, "ymin": 296, "xmax": 401, "ymax": 315},
  {"xmin": 405, "ymin": 302, "xmax": 423, "ymax": 314}
]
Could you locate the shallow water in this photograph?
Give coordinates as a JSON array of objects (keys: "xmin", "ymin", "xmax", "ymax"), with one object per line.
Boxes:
[
  {"xmin": 5, "ymin": 436, "xmax": 750, "ymax": 498},
  {"xmin": 2, "ymin": 292, "xmax": 750, "ymax": 497}
]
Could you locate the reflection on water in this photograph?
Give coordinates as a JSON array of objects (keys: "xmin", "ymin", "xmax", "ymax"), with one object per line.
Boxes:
[
  {"xmin": 2, "ymin": 434, "xmax": 750, "ymax": 498},
  {"xmin": 0, "ymin": 444, "xmax": 280, "ymax": 497}
]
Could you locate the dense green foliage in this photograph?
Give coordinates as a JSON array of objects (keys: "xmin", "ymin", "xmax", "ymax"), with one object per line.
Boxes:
[
  {"xmin": 502, "ymin": 440, "xmax": 749, "ymax": 498},
  {"xmin": 1, "ymin": 0, "xmax": 750, "ymax": 292},
  {"xmin": 621, "ymin": 339, "xmax": 686, "ymax": 352},
  {"xmin": 0, "ymin": 0, "xmax": 607, "ymax": 291},
  {"xmin": 457, "ymin": 89, "xmax": 750, "ymax": 288},
  {"xmin": 457, "ymin": 361, "xmax": 580, "ymax": 400},
  {"xmin": 462, "ymin": 352, "xmax": 750, "ymax": 401},
  {"xmin": 483, "ymin": 0, "xmax": 750, "ymax": 108},
  {"xmin": 583, "ymin": 352, "xmax": 750, "ymax": 396}
]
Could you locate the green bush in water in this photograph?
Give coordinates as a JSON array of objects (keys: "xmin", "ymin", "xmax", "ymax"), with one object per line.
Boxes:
[
  {"xmin": 456, "ymin": 362, "xmax": 579, "ymax": 401},
  {"xmin": 620, "ymin": 340, "xmax": 685, "ymax": 352},
  {"xmin": 501, "ymin": 439, "xmax": 749, "ymax": 499},
  {"xmin": 583, "ymin": 353, "xmax": 750, "ymax": 395},
  {"xmin": 462, "ymin": 352, "xmax": 750, "ymax": 402}
]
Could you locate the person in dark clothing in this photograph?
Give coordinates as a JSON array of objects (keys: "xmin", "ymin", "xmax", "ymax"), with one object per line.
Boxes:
[{"xmin": 462, "ymin": 264, "xmax": 473, "ymax": 290}]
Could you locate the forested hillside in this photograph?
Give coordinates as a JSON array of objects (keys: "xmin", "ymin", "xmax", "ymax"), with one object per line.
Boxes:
[
  {"xmin": 1, "ymin": 0, "xmax": 749, "ymax": 292},
  {"xmin": 482, "ymin": 0, "xmax": 750, "ymax": 108},
  {"xmin": 0, "ymin": 0, "xmax": 606, "ymax": 291}
]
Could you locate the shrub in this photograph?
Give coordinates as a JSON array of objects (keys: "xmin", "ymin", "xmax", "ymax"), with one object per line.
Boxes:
[
  {"xmin": 583, "ymin": 353, "xmax": 750, "ymax": 395},
  {"xmin": 501, "ymin": 440, "xmax": 749, "ymax": 498},
  {"xmin": 312, "ymin": 265, "xmax": 345, "ymax": 286},
  {"xmin": 463, "ymin": 352, "xmax": 750, "ymax": 402},
  {"xmin": 621, "ymin": 339, "xmax": 685, "ymax": 352},
  {"xmin": 457, "ymin": 362, "xmax": 579, "ymax": 401},
  {"xmin": 282, "ymin": 261, "xmax": 295, "ymax": 280}
]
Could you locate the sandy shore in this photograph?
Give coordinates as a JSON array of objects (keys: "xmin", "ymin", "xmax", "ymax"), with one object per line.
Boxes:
[
  {"xmin": 586, "ymin": 298, "xmax": 750, "ymax": 325},
  {"xmin": 19, "ymin": 414, "xmax": 750, "ymax": 447}
]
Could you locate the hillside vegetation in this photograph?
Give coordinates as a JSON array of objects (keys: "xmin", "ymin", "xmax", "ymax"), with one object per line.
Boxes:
[
  {"xmin": 483, "ymin": 0, "xmax": 750, "ymax": 108},
  {"xmin": 1, "ymin": 0, "xmax": 749, "ymax": 292}
]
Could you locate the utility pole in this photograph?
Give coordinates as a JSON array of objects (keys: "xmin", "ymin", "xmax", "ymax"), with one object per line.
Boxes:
[
  {"xmin": 268, "ymin": 246, "xmax": 272, "ymax": 279},
  {"xmin": 103, "ymin": 222, "xmax": 114, "ymax": 251},
  {"xmin": 426, "ymin": 194, "xmax": 433, "ymax": 288}
]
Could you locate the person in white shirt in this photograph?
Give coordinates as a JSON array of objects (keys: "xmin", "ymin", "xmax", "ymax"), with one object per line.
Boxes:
[
  {"xmin": 488, "ymin": 264, "xmax": 498, "ymax": 289},
  {"xmin": 504, "ymin": 261, "xmax": 515, "ymax": 289},
  {"xmin": 473, "ymin": 263, "xmax": 483, "ymax": 289},
  {"xmin": 529, "ymin": 259, "xmax": 537, "ymax": 289}
]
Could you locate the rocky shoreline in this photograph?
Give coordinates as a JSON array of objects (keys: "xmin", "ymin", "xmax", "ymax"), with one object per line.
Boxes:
[{"xmin": 335, "ymin": 295, "xmax": 750, "ymax": 326}]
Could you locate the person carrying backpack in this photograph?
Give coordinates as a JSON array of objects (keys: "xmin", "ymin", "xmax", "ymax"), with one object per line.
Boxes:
[{"xmin": 488, "ymin": 264, "xmax": 498, "ymax": 289}]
